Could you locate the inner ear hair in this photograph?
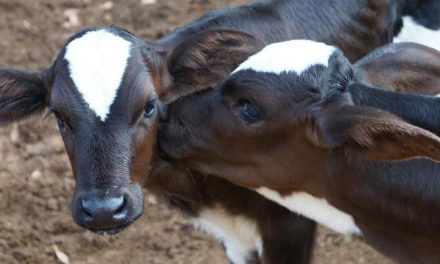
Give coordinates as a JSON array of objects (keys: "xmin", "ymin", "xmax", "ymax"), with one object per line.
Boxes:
[
  {"xmin": 316, "ymin": 105, "xmax": 440, "ymax": 162},
  {"xmin": 162, "ymin": 30, "xmax": 265, "ymax": 102},
  {"xmin": 321, "ymin": 50, "xmax": 353, "ymax": 102},
  {"xmin": 142, "ymin": 47, "xmax": 172, "ymax": 91},
  {"xmin": 0, "ymin": 68, "xmax": 51, "ymax": 124}
]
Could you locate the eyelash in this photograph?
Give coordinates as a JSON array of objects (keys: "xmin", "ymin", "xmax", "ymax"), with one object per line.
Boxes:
[
  {"xmin": 236, "ymin": 99, "xmax": 262, "ymax": 125},
  {"xmin": 45, "ymin": 109, "xmax": 68, "ymax": 131}
]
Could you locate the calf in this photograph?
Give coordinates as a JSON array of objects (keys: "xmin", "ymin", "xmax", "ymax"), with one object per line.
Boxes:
[
  {"xmin": 160, "ymin": 42, "xmax": 440, "ymax": 263},
  {"xmin": 145, "ymin": 42, "xmax": 440, "ymax": 263},
  {"xmin": 0, "ymin": 0, "xmax": 414, "ymax": 233},
  {"xmin": 131, "ymin": 42, "xmax": 440, "ymax": 264}
]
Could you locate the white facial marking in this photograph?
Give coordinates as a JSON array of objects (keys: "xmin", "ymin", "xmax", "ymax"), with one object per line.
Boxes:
[
  {"xmin": 393, "ymin": 16, "xmax": 440, "ymax": 51},
  {"xmin": 256, "ymin": 188, "xmax": 361, "ymax": 236},
  {"xmin": 65, "ymin": 29, "xmax": 132, "ymax": 121},
  {"xmin": 233, "ymin": 40, "xmax": 336, "ymax": 75},
  {"xmin": 195, "ymin": 207, "xmax": 263, "ymax": 264}
]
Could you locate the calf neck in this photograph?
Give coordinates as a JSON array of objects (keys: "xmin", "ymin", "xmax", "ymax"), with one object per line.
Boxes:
[{"xmin": 148, "ymin": 159, "xmax": 316, "ymax": 264}]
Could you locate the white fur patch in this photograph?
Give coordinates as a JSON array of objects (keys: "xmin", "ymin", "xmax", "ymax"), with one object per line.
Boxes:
[
  {"xmin": 394, "ymin": 16, "xmax": 440, "ymax": 51},
  {"xmin": 232, "ymin": 40, "xmax": 336, "ymax": 75},
  {"xmin": 194, "ymin": 207, "xmax": 263, "ymax": 264},
  {"xmin": 65, "ymin": 29, "xmax": 132, "ymax": 121},
  {"xmin": 256, "ymin": 188, "xmax": 361, "ymax": 236}
]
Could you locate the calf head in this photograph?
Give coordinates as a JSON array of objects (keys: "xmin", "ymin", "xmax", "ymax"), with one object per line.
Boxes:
[
  {"xmin": 160, "ymin": 40, "xmax": 440, "ymax": 189},
  {"xmin": 0, "ymin": 27, "xmax": 263, "ymax": 233}
]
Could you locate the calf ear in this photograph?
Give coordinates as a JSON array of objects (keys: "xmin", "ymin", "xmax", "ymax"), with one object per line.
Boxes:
[
  {"xmin": 314, "ymin": 105, "xmax": 440, "ymax": 162},
  {"xmin": 0, "ymin": 68, "xmax": 49, "ymax": 124},
  {"xmin": 321, "ymin": 50, "xmax": 353, "ymax": 102},
  {"xmin": 162, "ymin": 30, "xmax": 265, "ymax": 102}
]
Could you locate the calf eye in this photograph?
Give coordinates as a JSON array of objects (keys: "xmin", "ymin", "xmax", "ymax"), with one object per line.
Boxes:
[
  {"xmin": 48, "ymin": 109, "xmax": 66, "ymax": 131},
  {"xmin": 57, "ymin": 118, "xmax": 65, "ymax": 129},
  {"xmin": 46, "ymin": 109, "xmax": 69, "ymax": 133},
  {"xmin": 52, "ymin": 111, "xmax": 67, "ymax": 132},
  {"xmin": 144, "ymin": 100, "xmax": 156, "ymax": 118},
  {"xmin": 236, "ymin": 99, "xmax": 261, "ymax": 124}
]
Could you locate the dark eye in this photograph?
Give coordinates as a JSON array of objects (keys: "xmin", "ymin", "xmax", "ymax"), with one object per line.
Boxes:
[
  {"xmin": 236, "ymin": 99, "xmax": 261, "ymax": 124},
  {"xmin": 52, "ymin": 111, "xmax": 66, "ymax": 131},
  {"xmin": 144, "ymin": 100, "xmax": 156, "ymax": 118},
  {"xmin": 46, "ymin": 109, "xmax": 70, "ymax": 133},
  {"xmin": 57, "ymin": 118, "xmax": 65, "ymax": 129}
]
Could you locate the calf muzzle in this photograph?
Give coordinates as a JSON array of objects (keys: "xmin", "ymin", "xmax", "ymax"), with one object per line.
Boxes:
[{"xmin": 71, "ymin": 184, "xmax": 144, "ymax": 234}]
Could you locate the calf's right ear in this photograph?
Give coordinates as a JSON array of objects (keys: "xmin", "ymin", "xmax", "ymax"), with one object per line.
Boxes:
[
  {"xmin": 0, "ymin": 68, "xmax": 49, "ymax": 124},
  {"xmin": 162, "ymin": 30, "xmax": 265, "ymax": 102},
  {"xmin": 314, "ymin": 105, "xmax": 440, "ymax": 162}
]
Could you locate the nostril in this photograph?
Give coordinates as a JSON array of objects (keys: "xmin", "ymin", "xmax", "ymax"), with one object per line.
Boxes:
[
  {"xmin": 114, "ymin": 197, "xmax": 126, "ymax": 215},
  {"xmin": 80, "ymin": 199, "xmax": 93, "ymax": 220},
  {"xmin": 113, "ymin": 197, "xmax": 128, "ymax": 220}
]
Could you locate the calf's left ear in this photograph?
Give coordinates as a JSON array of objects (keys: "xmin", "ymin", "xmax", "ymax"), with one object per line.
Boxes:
[
  {"xmin": 321, "ymin": 50, "xmax": 353, "ymax": 102},
  {"xmin": 162, "ymin": 30, "xmax": 265, "ymax": 102},
  {"xmin": 0, "ymin": 68, "xmax": 50, "ymax": 124},
  {"xmin": 314, "ymin": 105, "xmax": 440, "ymax": 162}
]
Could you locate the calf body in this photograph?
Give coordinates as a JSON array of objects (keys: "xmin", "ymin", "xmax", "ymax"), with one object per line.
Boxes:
[{"xmin": 160, "ymin": 42, "xmax": 440, "ymax": 263}]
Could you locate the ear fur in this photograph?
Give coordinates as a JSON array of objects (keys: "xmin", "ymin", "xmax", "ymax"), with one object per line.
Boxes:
[
  {"xmin": 0, "ymin": 68, "xmax": 49, "ymax": 124},
  {"xmin": 314, "ymin": 105, "xmax": 440, "ymax": 162},
  {"xmin": 321, "ymin": 50, "xmax": 353, "ymax": 102},
  {"xmin": 162, "ymin": 30, "xmax": 265, "ymax": 103}
]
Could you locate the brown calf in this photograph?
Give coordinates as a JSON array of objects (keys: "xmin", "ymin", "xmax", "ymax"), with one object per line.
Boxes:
[{"xmin": 160, "ymin": 42, "xmax": 440, "ymax": 263}]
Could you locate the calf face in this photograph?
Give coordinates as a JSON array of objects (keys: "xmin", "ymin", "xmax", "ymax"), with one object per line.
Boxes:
[
  {"xmin": 0, "ymin": 28, "xmax": 158, "ymax": 233},
  {"xmin": 160, "ymin": 40, "xmax": 440, "ymax": 189},
  {"xmin": 0, "ymin": 27, "xmax": 263, "ymax": 233}
]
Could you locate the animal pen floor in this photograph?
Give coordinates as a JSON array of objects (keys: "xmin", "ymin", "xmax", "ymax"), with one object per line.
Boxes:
[{"xmin": 0, "ymin": 0, "xmax": 393, "ymax": 263}]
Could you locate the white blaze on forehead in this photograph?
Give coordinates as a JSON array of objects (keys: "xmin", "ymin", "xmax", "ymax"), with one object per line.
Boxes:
[
  {"xmin": 393, "ymin": 16, "xmax": 440, "ymax": 52},
  {"xmin": 232, "ymin": 40, "xmax": 336, "ymax": 75},
  {"xmin": 65, "ymin": 29, "xmax": 132, "ymax": 121},
  {"xmin": 256, "ymin": 188, "xmax": 361, "ymax": 236}
]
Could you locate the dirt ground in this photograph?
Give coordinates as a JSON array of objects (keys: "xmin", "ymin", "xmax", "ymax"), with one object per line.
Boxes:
[{"xmin": 0, "ymin": 0, "xmax": 394, "ymax": 263}]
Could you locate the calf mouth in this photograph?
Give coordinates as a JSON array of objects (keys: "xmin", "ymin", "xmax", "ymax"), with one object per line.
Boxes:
[{"xmin": 89, "ymin": 213, "xmax": 142, "ymax": 236}]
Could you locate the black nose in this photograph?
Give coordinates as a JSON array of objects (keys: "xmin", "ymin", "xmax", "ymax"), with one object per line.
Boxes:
[
  {"xmin": 81, "ymin": 196, "xmax": 127, "ymax": 223},
  {"xmin": 72, "ymin": 185, "xmax": 144, "ymax": 233}
]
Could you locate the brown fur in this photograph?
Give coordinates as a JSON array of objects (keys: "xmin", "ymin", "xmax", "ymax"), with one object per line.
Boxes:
[
  {"xmin": 160, "ymin": 43, "xmax": 440, "ymax": 263},
  {"xmin": 355, "ymin": 43, "xmax": 440, "ymax": 94}
]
